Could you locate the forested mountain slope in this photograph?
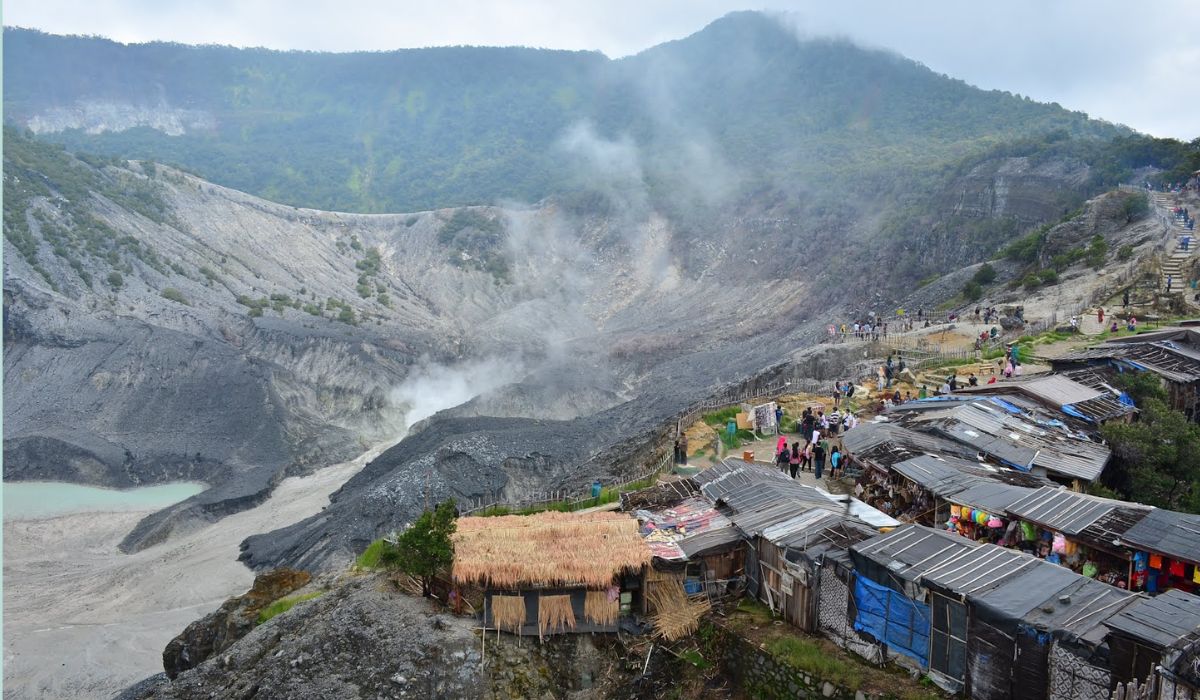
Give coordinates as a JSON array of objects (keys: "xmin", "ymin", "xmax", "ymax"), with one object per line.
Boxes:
[{"xmin": 5, "ymin": 12, "xmax": 1121, "ymax": 214}]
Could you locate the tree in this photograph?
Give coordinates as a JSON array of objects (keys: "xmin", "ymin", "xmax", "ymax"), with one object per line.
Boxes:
[
  {"xmin": 1101, "ymin": 399, "xmax": 1200, "ymax": 512},
  {"xmin": 1114, "ymin": 371, "xmax": 1167, "ymax": 406},
  {"xmin": 379, "ymin": 499, "xmax": 457, "ymax": 597}
]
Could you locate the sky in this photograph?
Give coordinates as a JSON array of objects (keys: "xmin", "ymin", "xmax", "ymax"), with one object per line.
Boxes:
[{"xmin": 5, "ymin": 0, "xmax": 1199, "ymax": 140}]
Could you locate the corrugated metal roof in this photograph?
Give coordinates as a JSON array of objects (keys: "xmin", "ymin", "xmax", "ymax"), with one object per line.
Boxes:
[
  {"xmin": 1030, "ymin": 438, "xmax": 1111, "ymax": 482},
  {"xmin": 1022, "ymin": 375, "xmax": 1104, "ymax": 406},
  {"xmin": 762, "ymin": 508, "xmax": 844, "ymax": 545},
  {"xmin": 851, "ymin": 524, "xmax": 981, "ymax": 583},
  {"xmin": 1006, "ymin": 486, "xmax": 1150, "ymax": 537},
  {"xmin": 728, "ymin": 500, "xmax": 831, "ymax": 538},
  {"xmin": 679, "ymin": 525, "xmax": 743, "ymax": 558},
  {"xmin": 1105, "ymin": 589, "xmax": 1200, "ymax": 649},
  {"xmin": 899, "ymin": 399, "xmax": 1111, "ymax": 480},
  {"xmin": 1121, "ymin": 508, "xmax": 1200, "ymax": 564},
  {"xmin": 1006, "ymin": 487, "xmax": 1114, "ymax": 533},
  {"xmin": 922, "ymin": 545, "xmax": 1038, "ymax": 595},
  {"xmin": 1055, "ymin": 342, "xmax": 1200, "ymax": 383},
  {"xmin": 949, "ymin": 481, "xmax": 1036, "ymax": 513},
  {"xmin": 890, "ymin": 454, "xmax": 986, "ymax": 494}
]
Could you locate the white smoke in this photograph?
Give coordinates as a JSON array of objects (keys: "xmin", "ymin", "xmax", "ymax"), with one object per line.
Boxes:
[{"xmin": 389, "ymin": 358, "xmax": 526, "ymax": 429}]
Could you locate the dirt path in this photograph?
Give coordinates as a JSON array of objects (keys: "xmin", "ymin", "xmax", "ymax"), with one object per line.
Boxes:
[{"xmin": 2, "ymin": 439, "xmax": 399, "ymax": 700}]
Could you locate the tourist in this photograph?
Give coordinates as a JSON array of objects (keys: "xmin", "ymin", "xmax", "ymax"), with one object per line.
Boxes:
[
  {"xmin": 673, "ymin": 438, "xmax": 681, "ymax": 464},
  {"xmin": 679, "ymin": 434, "xmax": 688, "ymax": 464},
  {"xmin": 776, "ymin": 434, "xmax": 788, "ymax": 458},
  {"xmin": 918, "ymin": 385, "xmax": 928, "ymax": 399},
  {"xmin": 843, "ymin": 411, "xmax": 856, "ymax": 431},
  {"xmin": 832, "ymin": 382, "xmax": 842, "ymax": 409},
  {"xmin": 1098, "ymin": 307, "xmax": 1104, "ymax": 325},
  {"xmin": 828, "ymin": 407, "xmax": 842, "ymax": 434},
  {"xmin": 892, "ymin": 389, "xmax": 901, "ymax": 404},
  {"xmin": 968, "ymin": 373, "xmax": 978, "ymax": 387},
  {"xmin": 813, "ymin": 440, "xmax": 827, "ymax": 479},
  {"xmin": 789, "ymin": 442, "xmax": 801, "ymax": 479},
  {"xmin": 775, "ymin": 445, "xmax": 790, "ymax": 473},
  {"xmin": 1128, "ymin": 316, "xmax": 1138, "ymax": 332},
  {"xmin": 829, "ymin": 446, "xmax": 842, "ymax": 479},
  {"xmin": 801, "ymin": 440, "xmax": 814, "ymax": 472},
  {"xmin": 1110, "ymin": 320, "xmax": 1119, "ymax": 333},
  {"xmin": 774, "ymin": 404, "xmax": 784, "ymax": 433}
]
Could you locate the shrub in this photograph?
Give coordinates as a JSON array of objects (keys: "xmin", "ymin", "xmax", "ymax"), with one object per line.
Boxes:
[
  {"xmin": 1039, "ymin": 268, "xmax": 1059, "ymax": 285},
  {"xmin": 337, "ymin": 307, "xmax": 356, "ymax": 325},
  {"xmin": 1087, "ymin": 234, "xmax": 1109, "ymax": 268},
  {"xmin": 107, "ymin": 271, "xmax": 124, "ymax": 289},
  {"xmin": 1022, "ymin": 273, "xmax": 1041, "ymax": 290},
  {"xmin": 1122, "ymin": 191, "xmax": 1150, "ymax": 223},
  {"xmin": 161, "ymin": 287, "xmax": 188, "ymax": 304},
  {"xmin": 962, "ymin": 280, "xmax": 983, "ymax": 301},
  {"xmin": 1117, "ymin": 244, "xmax": 1134, "ymax": 261},
  {"xmin": 973, "ymin": 263, "xmax": 997, "ymax": 284}
]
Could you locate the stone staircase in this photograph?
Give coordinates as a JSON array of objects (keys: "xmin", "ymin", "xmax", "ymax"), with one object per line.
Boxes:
[{"xmin": 1151, "ymin": 191, "xmax": 1195, "ymax": 294}]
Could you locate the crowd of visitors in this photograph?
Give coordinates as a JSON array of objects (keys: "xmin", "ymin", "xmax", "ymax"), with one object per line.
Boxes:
[{"xmin": 774, "ymin": 403, "xmax": 855, "ymax": 481}]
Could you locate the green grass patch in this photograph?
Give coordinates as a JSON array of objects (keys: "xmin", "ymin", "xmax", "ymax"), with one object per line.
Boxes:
[
  {"xmin": 766, "ymin": 636, "xmax": 862, "ymax": 691},
  {"xmin": 734, "ymin": 597, "xmax": 775, "ymax": 625},
  {"xmin": 257, "ymin": 591, "xmax": 322, "ymax": 624},
  {"xmin": 356, "ymin": 538, "xmax": 391, "ymax": 569},
  {"xmin": 701, "ymin": 406, "xmax": 740, "ymax": 427}
]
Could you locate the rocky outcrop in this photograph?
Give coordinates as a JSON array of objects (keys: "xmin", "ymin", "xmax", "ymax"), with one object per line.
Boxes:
[
  {"xmin": 125, "ymin": 573, "xmax": 682, "ymax": 700},
  {"xmin": 162, "ymin": 568, "xmax": 312, "ymax": 679},
  {"xmin": 130, "ymin": 575, "xmax": 486, "ymax": 700}
]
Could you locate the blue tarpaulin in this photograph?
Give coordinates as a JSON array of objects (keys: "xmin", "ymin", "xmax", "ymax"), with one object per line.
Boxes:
[
  {"xmin": 853, "ymin": 574, "xmax": 931, "ymax": 666},
  {"xmin": 986, "ymin": 397, "xmax": 1024, "ymax": 414},
  {"xmin": 1059, "ymin": 404, "xmax": 1094, "ymax": 423}
]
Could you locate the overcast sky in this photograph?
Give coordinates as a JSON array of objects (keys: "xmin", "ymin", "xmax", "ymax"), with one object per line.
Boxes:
[{"xmin": 6, "ymin": 0, "xmax": 1199, "ymax": 139}]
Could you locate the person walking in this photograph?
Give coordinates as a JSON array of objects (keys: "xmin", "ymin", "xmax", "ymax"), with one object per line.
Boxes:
[
  {"xmin": 774, "ymin": 404, "xmax": 784, "ymax": 434},
  {"xmin": 679, "ymin": 434, "xmax": 688, "ymax": 465},
  {"xmin": 801, "ymin": 439, "xmax": 814, "ymax": 472},
  {"xmin": 829, "ymin": 446, "xmax": 842, "ymax": 479},
  {"xmin": 1098, "ymin": 307, "xmax": 1104, "ymax": 325},
  {"xmin": 673, "ymin": 439, "xmax": 681, "ymax": 465},
  {"xmin": 789, "ymin": 442, "xmax": 801, "ymax": 479},
  {"xmin": 776, "ymin": 434, "xmax": 788, "ymax": 459},
  {"xmin": 814, "ymin": 440, "xmax": 827, "ymax": 479},
  {"xmin": 775, "ymin": 445, "xmax": 790, "ymax": 473}
]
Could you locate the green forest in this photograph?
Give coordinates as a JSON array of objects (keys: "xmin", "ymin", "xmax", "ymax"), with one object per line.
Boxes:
[{"xmin": 1, "ymin": 12, "xmax": 1148, "ymax": 214}]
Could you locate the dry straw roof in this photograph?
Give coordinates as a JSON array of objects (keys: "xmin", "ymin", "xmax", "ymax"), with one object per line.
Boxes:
[{"xmin": 453, "ymin": 511, "xmax": 651, "ymax": 589}]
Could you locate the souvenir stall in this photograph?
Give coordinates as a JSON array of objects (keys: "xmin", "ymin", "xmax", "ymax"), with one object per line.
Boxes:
[
  {"xmin": 1005, "ymin": 487, "xmax": 1152, "ymax": 591},
  {"xmin": 855, "ymin": 466, "xmax": 936, "ymax": 525}
]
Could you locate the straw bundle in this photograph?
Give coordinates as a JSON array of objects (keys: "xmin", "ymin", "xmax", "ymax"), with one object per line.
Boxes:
[
  {"xmin": 453, "ymin": 511, "xmax": 651, "ymax": 589},
  {"xmin": 490, "ymin": 594, "xmax": 526, "ymax": 634},
  {"xmin": 584, "ymin": 590, "xmax": 619, "ymax": 627},
  {"xmin": 646, "ymin": 576, "xmax": 710, "ymax": 641},
  {"xmin": 537, "ymin": 594, "xmax": 576, "ymax": 637}
]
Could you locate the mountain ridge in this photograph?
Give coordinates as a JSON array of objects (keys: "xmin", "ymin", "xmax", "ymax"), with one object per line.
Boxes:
[{"xmin": 4, "ymin": 11, "xmax": 1123, "ymax": 213}]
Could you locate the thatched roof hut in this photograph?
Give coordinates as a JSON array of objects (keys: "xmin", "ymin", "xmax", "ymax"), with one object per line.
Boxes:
[{"xmin": 453, "ymin": 511, "xmax": 651, "ymax": 590}]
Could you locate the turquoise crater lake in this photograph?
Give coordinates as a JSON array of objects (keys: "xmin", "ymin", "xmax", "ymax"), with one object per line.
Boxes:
[{"xmin": 3, "ymin": 481, "xmax": 207, "ymax": 520}]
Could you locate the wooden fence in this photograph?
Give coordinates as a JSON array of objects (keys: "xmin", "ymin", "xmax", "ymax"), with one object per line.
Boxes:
[{"xmin": 458, "ymin": 451, "xmax": 672, "ymax": 516}]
